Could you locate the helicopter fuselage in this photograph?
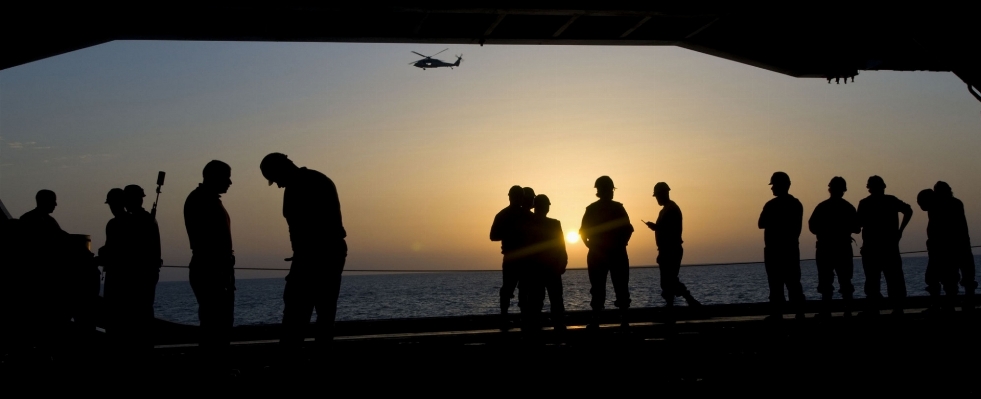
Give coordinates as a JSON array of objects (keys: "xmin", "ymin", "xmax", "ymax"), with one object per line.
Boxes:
[{"xmin": 412, "ymin": 57, "xmax": 461, "ymax": 70}]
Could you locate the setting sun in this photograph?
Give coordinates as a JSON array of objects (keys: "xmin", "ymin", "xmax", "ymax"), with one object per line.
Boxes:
[{"xmin": 565, "ymin": 231, "xmax": 580, "ymax": 244}]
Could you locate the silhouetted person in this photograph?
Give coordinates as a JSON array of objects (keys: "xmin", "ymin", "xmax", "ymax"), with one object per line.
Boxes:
[
  {"xmin": 758, "ymin": 172, "xmax": 805, "ymax": 320},
  {"xmin": 516, "ymin": 186, "xmax": 543, "ymax": 332},
  {"xmin": 580, "ymin": 176, "xmax": 634, "ymax": 328},
  {"xmin": 99, "ymin": 188, "xmax": 131, "ymax": 339},
  {"xmin": 808, "ymin": 177, "xmax": 860, "ymax": 318},
  {"xmin": 530, "ymin": 194, "xmax": 568, "ymax": 331},
  {"xmin": 184, "ymin": 160, "xmax": 236, "ymax": 367},
  {"xmin": 644, "ymin": 182, "xmax": 700, "ymax": 313},
  {"xmin": 19, "ymin": 190, "xmax": 69, "ymax": 346},
  {"xmin": 109, "ymin": 185, "xmax": 162, "ymax": 353},
  {"xmin": 930, "ymin": 182, "xmax": 976, "ymax": 312},
  {"xmin": 917, "ymin": 188, "xmax": 957, "ymax": 314},
  {"xmin": 857, "ymin": 175, "xmax": 912, "ymax": 316},
  {"xmin": 261, "ymin": 153, "xmax": 347, "ymax": 355},
  {"xmin": 490, "ymin": 185, "xmax": 530, "ymax": 331}
]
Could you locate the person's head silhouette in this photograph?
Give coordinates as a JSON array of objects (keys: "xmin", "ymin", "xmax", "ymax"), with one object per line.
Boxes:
[
  {"xmin": 828, "ymin": 176, "xmax": 847, "ymax": 198},
  {"xmin": 866, "ymin": 175, "xmax": 886, "ymax": 195},
  {"xmin": 123, "ymin": 185, "xmax": 146, "ymax": 212},
  {"xmin": 522, "ymin": 187, "xmax": 536, "ymax": 209},
  {"xmin": 507, "ymin": 185, "xmax": 523, "ymax": 207},
  {"xmin": 595, "ymin": 176, "xmax": 615, "ymax": 200},
  {"xmin": 260, "ymin": 152, "xmax": 299, "ymax": 188},
  {"xmin": 916, "ymin": 188, "xmax": 934, "ymax": 212},
  {"xmin": 105, "ymin": 188, "xmax": 126, "ymax": 217},
  {"xmin": 534, "ymin": 194, "xmax": 550, "ymax": 216},
  {"xmin": 933, "ymin": 181, "xmax": 953, "ymax": 198},
  {"xmin": 769, "ymin": 172, "xmax": 791, "ymax": 196},
  {"xmin": 203, "ymin": 160, "xmax": 232, "ymax": 194},
  {"xmin": 35, "ymin": 190, "xmax": 57, "ymax": 214},
  {"xmin": 653, "ymin": 182, "xmax": 671, "ymax": 205}
]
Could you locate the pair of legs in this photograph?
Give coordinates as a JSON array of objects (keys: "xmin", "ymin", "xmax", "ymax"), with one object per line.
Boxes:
[
  {"xmin": 499, "ymin": 259, "xmax": 521, "ymax": 314},
  {"xmin": 280, "ymin": 251, "xmax": 346, "ymax": 354},
  {"xmin": 764, "ymin": 247, "xmax": 805, "ymax": 319},
  {"xmin": 861, "ymin": 246, "xmax": 907, "ymax": 314},
  {"xmin": 657, "ymin": 247, "xmax": 698, "ymax": 306},
  {"xmin": 518, "ymin": 265, "xmax": 546, "ymax": 332},
  {"xmin": 587, "ymin": 248, "xmax": 630, "ymax": 325},
  {"xmin": 544, "ymin": 270, "xmax": 565, "ymax": 329},
  {"xmin": 925, "ymin": 247, "xmax": 977, "ymax": 311},
  {"xmin": 815, "ymin": 243, "xmax": 854, "ymax": 316},
  {"xmin": 189, "ymin": 256, "xmax": 236, "ymax": 365},
  {"xmin": 105, "ymin": 270, "xmax": 159, "ymax": 363}
]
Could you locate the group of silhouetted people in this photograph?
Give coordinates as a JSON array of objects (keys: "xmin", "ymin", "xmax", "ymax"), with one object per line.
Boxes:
[
  {"xmin": 2, "ymin": 152, "xmax": 347, "ymax": 373},
  {"xmin": 493, "ymin": 172, "xmax": 975, "ymax": 331}
]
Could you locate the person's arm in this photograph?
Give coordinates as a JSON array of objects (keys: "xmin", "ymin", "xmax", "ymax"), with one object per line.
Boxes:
[
  {"xmin": 579, "ymin": 211, "xmax": 591, "ymax": 248},
  {"xmin": 555, "ymin": 220, "xmax": 568, "ymax": 269},
  {"xmin": 849, "ymin": 205, "xmax": 861, "ymax": 235},
  {"xmin": 807, "ymin": 205, "xmax": 819, "ymax": 236},
  {"xmin": 619, "ymin": 205, "xmax": 634, "ymax": 245},
  {"xmin": 794, "ymin": 201, "xmax": 804, "ymax": 238},
  {"xmin": 758, "ymin": 204, "xmax": 768, "ymax": 230},
  {"xmin": 490, "ymin": 213, "xmax": 503, "ymax": 241},
  {"xmin": 898, "ymin": 201, "xmax": 913, "ymax": 240}
]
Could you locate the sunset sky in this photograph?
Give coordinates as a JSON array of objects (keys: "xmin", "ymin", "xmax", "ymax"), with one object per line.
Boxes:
[{"xmin": 2, "ymin": 41, "xmax": 979, "ymax": 281}]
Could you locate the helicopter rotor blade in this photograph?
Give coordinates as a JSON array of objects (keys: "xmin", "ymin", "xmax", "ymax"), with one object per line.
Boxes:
[
  {"xmin": 411, "ymin": 51, "xmax": 427, "ymax": 58},
  {"xmin": 432, "ymin": 48, "xmax": 449, "ymax": 57}
]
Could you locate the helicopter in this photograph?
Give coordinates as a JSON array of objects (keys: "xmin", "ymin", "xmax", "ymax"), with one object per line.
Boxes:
[{"xmin": 409, "ymin": 49, "xmax": 462, "ymax": 70}]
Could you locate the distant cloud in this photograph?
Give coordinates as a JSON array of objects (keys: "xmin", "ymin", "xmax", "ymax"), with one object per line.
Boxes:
[{"xmin": 5, "ymin": 141, "xmax": 49, "ymax": 150}]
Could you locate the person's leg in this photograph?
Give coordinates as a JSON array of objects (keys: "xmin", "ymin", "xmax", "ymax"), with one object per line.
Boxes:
[
  {"xmin": 861, "ymin": 248, "xmax": 883, "ymax": 315},
  {"xmin": 837, "ymin": 246, "xmax": 855, "ymax": 315},
  {"xmin": 544, "ymin": 272, "xmax": 565, "ymax": 329},
  {"xmin": 764, "ymin": 248, "xmax": 786, "ymax": 319},
  {"xmin": 587, "ymin": 251, "xmax": 608, "ymax": 312},
  {"xmin": 882, "ymin": 250, "xmax": 907, "ymax": 313},
  {"xmin": 816, "ymin": 248, "xmax": 835, "ymax": 317},
  {"xmin": 314, "ymin": 270, "xmax": 343, "ymax": 352},
  {"xmin": 518, "ymin": 265, "xmax": 545, "ymax": 333},
  {"xmin": 784, "ymin": 249, "xmax": 805, "ymax": 318},
  {"xmin": 280, "ymin": 279, "xmax": 315, "ymax": 350},
  {"xmin": 958, "ymin": 249, "xmax": 977, "ymax": 312},
  {"xmin": 609, "ymin": 249, "xmax": 631, "ymax": 326},
  {"xmin": 500, "ymin": 261, "xmax": 519, "ymax": 314}
]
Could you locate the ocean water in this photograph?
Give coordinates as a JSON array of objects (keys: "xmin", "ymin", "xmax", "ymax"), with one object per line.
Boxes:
[{"xmin": 153, "ymin": 255, "xmax": 980, "ymax": 326}]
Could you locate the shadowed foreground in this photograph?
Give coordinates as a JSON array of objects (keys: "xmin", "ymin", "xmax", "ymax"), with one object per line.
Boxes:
[{"xmin": 4, "ymin": 297, "xmax": 978, "ymax": 394}]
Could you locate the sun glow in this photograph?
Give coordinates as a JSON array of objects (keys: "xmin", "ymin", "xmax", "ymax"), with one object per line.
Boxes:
[{"xmin": 565, "ymin": 231, "xmax": 580, "ymax": 244}]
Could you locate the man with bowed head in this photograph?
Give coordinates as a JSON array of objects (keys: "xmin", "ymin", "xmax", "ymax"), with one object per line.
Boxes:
[
  {"xmin": 758, "ymin": 172, "xmax": 805, "ymax": 320},
  {"xmin": 261, "ymin": 153, "xmax": 347, "ymax": 356}
]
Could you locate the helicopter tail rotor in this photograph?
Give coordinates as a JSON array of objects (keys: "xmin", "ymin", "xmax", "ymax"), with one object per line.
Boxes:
[{"xmin": 454, "ymin": 54, "xmax": 463, "ymax": 67}]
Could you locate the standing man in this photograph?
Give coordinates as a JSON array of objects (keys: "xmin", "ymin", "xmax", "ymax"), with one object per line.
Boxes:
[
  {"xmin": 758, "ymin": 172, "xmax": 805, "ymax": 320},
  {"xmin": 931, "ymin": 182, "xmax": 976, "ymax": 312},
  {"xmin": 122, "ymin": 184, "xmax": 162, "ymax": 350},
  {"xmin": 490, "ymin": 185, "xmax": 530, "ymax": 331},
  {"xmin": 857, "ymin": 175, "xmax": 912, "ymax": 316},
  {"xmin": 260, "ymin": 153, "xmax": 347, "ymax": 354},
  {"xmin": 529, "ymin": 194, "xmax": 568, "ymax": 331},
  {"xmin": 808, "ymin": 177, "xmax": 860, "ymax": 318},
  {"xmin": 580, "ymin": 176, "xmax": 634, "ymax": 328},
  {"xmin": 19, "ymin": 190, "xmax": 69, "ymax": 343},
  {"xmin": 98, "ymin": 188, "xmax": 130, "ymax": 346},
  {"xmin": 184, "ymin": 160, "xmax": 236, "ymax": 366},
  {"xmin": 644, "ymin": 182, "xmax": 700, "ymax": 312}
]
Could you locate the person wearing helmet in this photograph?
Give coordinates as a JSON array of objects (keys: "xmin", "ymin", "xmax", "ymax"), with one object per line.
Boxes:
[
  {"xmin": 113, "ymin": 184, "xmax": 162, "ymax": 354},
  {"xmin": 490, "ymin": 185, "xmax": 534, "ymax": 331},
  {"xmin": 808, "ymin": 177, "xmax": 860, "ymax": 318},
  {"xmin": 579, "ymin": 176, "xmax": 634, "ymax": 328},
  {"xmin": 645, "ymin": 182, "xmax": 700, "ymax": 315},
  {"xmin": 99, "ymin": 188, "xmax": 130, "ymax": 338},
  {"xmin": 260, "ymin": 152, "xmax": 347, "ymax": 355},
  {"xmin": 528, "ymin": 194, "xmax": 568, "ymax": 332},
  {"xmin": 856, "ymin": 175, "xmax": 912, "ymax": 316},
  {"xmin": 758, "ymin": 172, "xmax": 805, "ymax": 321},
  {"xmin": 926, "ymin": 182, "xmax": 976, "ymax": 313}
]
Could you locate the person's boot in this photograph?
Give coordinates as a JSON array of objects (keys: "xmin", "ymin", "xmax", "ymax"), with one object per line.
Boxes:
[
  {"xmin": 619, "ymin": 307, "xmax": 630, "ymax": 329},
  {"xmin": 842, "ymin": 292, "xmax": 853, "ymax": 318},
  {"xmin": 816, "ymin": 293, "xmax": 832, "ymax": 319},
  {"xmin": 499, "ymin": 308, "xmax": 510, "ymax": 332},
  {"xmin": 963, "ymin": 290, "xmax": 976, "ymax": 314},
  {"xmin": 586, "ymin": 309, "xmax": 601, "ymax": 331},
  {"xmin": 683, "ymin": 294, "xmax": 702, "ymax": 307}
]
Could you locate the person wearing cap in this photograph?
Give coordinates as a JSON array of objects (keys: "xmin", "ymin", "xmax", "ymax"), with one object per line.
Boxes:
[
  {"xmin": 183, "ymin": 160, "xmax": 236, "ymax": 366},
  {"xmin": 856, "ymin": 175, "xmax": 912, "ymax": 316},
  {"xmin": 112, "ymin": 184, "xmax": 162, "ymax": 353},
  {"xmin": 579, "ymin": 175, "xmax": 634, "ymax": 328},
  {"xmin": 645, "ymin": 182, "xmax": 700, "ymax": 313},
  {"xmin": 490, "ymin": 185, "xmax": 532, "ymax": 331},
  {"xmin": 758, "ymin": 172, "xmax": 805, "ymax": 320},
  {"xmin": 260, "ymin": 153, "xmax": 347, "ymax": 354},
  {"xmin": 18, "ymin": 190, "xmax": 69, "ymax": 346},
  {"xmin": 808, "ymin": 177, "xmax": 861, "ymax": 318},
  {"xmin": 925, "ymin": 182, "xmax": 976, "ymax": 312},
  {"xmin": 527, "ymin": 194, "xmax": 568, "ymax": 331},
  {"xmin": 99, "ymin": 188, "xmax": 132, "ymax": 341}
]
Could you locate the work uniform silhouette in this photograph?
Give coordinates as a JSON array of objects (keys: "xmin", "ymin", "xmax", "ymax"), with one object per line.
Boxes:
[
  {"xmin": 918, "ymin": 189, "xmax": 957, "ymax": 313},
  {"xmin": 261, "ymin": 153, "xmax": 347, "ymax": 352},
  {"xmin": 19, "ymin": 190, "xmax": 70, "ymax": 345},
  {"xmin": 645, "ymin": 182, "xmax": 699, "ymax": 309},
  {"xmin": 928, "ymin": 182, "xmax": 976, "ymax": 311},
  {"xmin": 758, "ymin": 172, "xmax": 805, "ymax": 320},
  {"xmin": 107, "ymin": 184, "xmax": 161, "ymax": 352},
  {"xmin": 184, "ymin": 160, "xmax": 236, "ymax": 362},
  {"xmin": 515, "ymin": 187, "xmax": 542, "ymax": 332},
  {"xmin": 808, "ymin": 177, "xmax": 860, "ymax": 317},
  {"xmin": 528, "ymin": 194, "xmax": 568, "ymax": 331},
  {"xmin": 580, "ymin": 176, "xmax": 634, "ymax": 327},
  {"xmin": 856, "ymin": 175, "xmax": 912, "ymax": 315},
  {"xmin": 490, "ymin": 185, "xmax": 531, "ymax": 330}
]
